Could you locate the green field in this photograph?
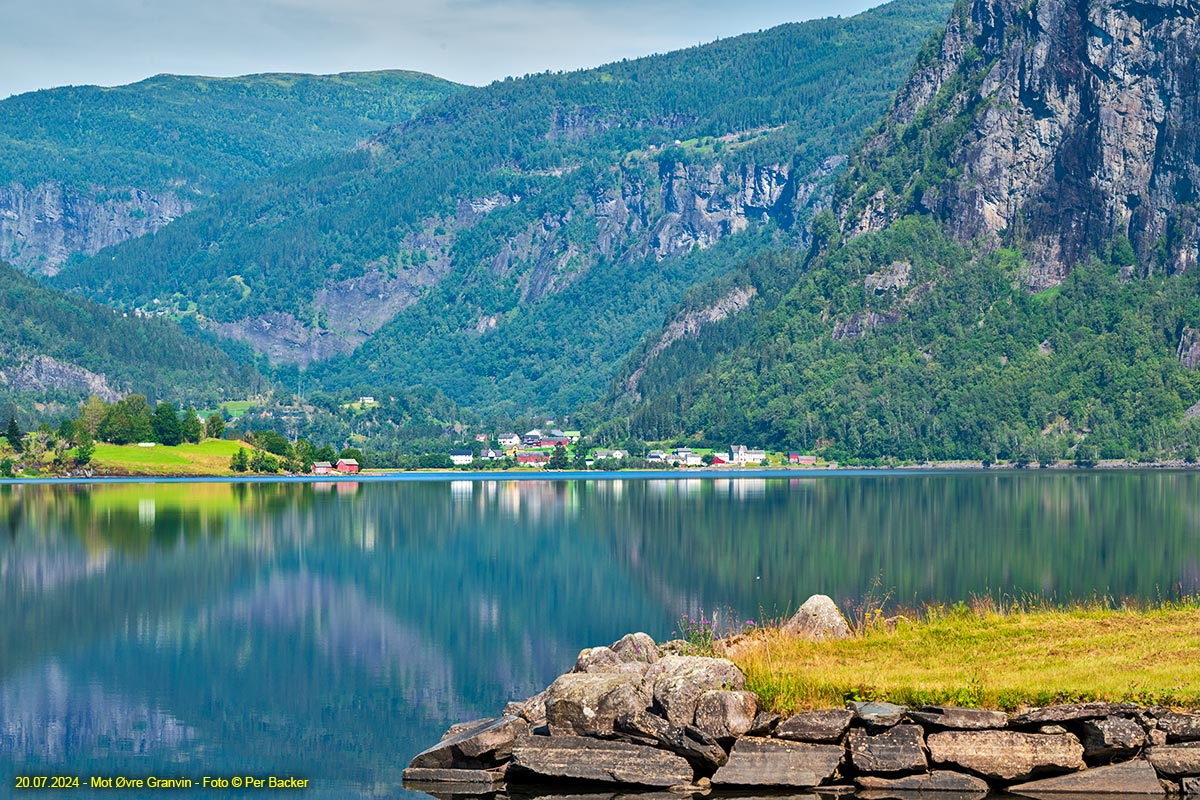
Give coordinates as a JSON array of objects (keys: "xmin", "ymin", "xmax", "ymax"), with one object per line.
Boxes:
[
  {"xmin": 729, "ymin": 601, "xmax": 1200, "ymax": 712},
  {"xmin": 91, "ymin": 439, "xmax": 249, "ymax": 476}
]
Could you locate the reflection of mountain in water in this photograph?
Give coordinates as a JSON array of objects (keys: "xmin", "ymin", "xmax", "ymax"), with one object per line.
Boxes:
[
  {"xmin": 3, "ymin": 474, "xmax": 1200, "ymax": 790},
  {"xmin": 0, "ymin": 660, "xmax": 194, "ymax": 763}
]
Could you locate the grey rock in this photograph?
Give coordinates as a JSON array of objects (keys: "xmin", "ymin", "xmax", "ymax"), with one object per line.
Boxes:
[
  {"xmin": 610, "ymin": 632, "xmax": 661, "ymax": 664},
  {"xmin": 927, "ymin": 730, "xmax": 1085, "ymax": 781},
  {"xmin": 509, "ymin": 735, "xmax": 693, "ymax": 787},
  {"xmin": 747, "ymin": 711, "xmax": 782, "ymax": 736},
  {"xmin": 545, "ymin": 672, "xmax": 650, "ymax": 736},
  {"xmin": 857, "ymin": 770, "xmax": 991, "ymax": 793},
  {"xmin": 1154, "ymin": 730, "xmax": 1172, "ymax": 747},
  {"xmin": 848, "ymin": 725, "xmax": 928, "ymax": 775},
  {"xmin": 401, "ymin": 766, "xmax": 506, "ymax": 786},
  {"xmin": 907, "ymin": 706, "xmax": 1008, "ymax": 731},
  {"xmin": 1162, "ymin": 714, "xmax": 1200, "ymax": 743},
  {"xmin": 410, "ymin": 716, "xmax": 528, "ymax": 769},
  {"xmin": 504, "ymin": 690, "xmax": 548, "ymax": 724},
  {"xmin": 1081, "ymin": 716, "xmax": 1147, "ymax": 760},
  {"xmin": 573, "ymin": 646, "xmax": 647, "ymax": 677},
  {"xmin": 1183, "ymin": 777, "xmax": 1200, "ymax": 795},
  {"xmin": 645, "ymin": 655, "xmax": 747, "ymax": 727},
  {"xmin": 851, "ymin": 701, "xmax": 908, "ymax": 731},
  {"xmin": 1008, "ymin": 759, "xmax": 1165, "ymax": 796},
  {"xmin": 1011, "ymin": 703, "xmax": 1139, "ymax": 728},
  {"xmin": 1039, "ymin": 726, "xmax": 1069, "ymax": 736},
  {"xmin": 1150, "ymin": 744, "xmax": 1200, "ymax": 777},
  {"xmin": 777, "ymin": 709, "xmax": 854, "ymax": 743},
  {"xmin": 782, "ymin": 595, "xmax": 852, "ymax": 640},
  {"xmin": 693, "ymin": 690, "xmax": 758, "ymax": 740},
  {"xmin": 613, "ymin": 711, "xmax": 727, "ymax": 770},
  {"xmin": 711, "ymin": 737, "xmax": 843, "ymax": 787}
]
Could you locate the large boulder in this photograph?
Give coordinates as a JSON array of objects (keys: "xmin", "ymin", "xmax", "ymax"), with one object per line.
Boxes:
[
  {"xmin": 545, "ymin": 672, "xmax": 650, "ymax": 736},
  {"xmin": 847, "ymin": 725, "xmax": 928, "ymax": 775},
  {"xmin": 782, "ymin": 595, "xmax": 852, "ymax": 640},
  {"xmin": 614, "ymin": 710, "xmax": 728, "ymax": 770},
  {"xmin": 1161, "ymin": 713, "xmax": 1200, "ymax": 743},
  {"xmin": 849, "ymin": 701, "xmax": 908, "ymax": 731},
  {"xmin": 927, "ymin": 730, "xmax": 1085, "ymax": 782},
  {"xmin": 409, "ymin": 716, "xmax": 528, "ymax": 770},
  {"xmin": 1008, "ymin": 759, "xmax": 1165, "ymax": 796},
  {"xmin": 508, "ymin": 735, "xmax": 693, "ymax": 787},
  {"xmin": 711, "ymin": 737, "xmax": 843, "ymax": 787},
  {"xmin": 776, "ymin": 709, "xmax": 853, "ymax": 743},
  {"xmin": 611, "ymin": 632, "xmax": 661, "ymax": 664},
  {"xmin": 572, "ymin": 645, "xmax": 647, "ymax": 677},
  {"xmin": 645, "ymin": 655, "xmax": 747, "ymax": 727},
  {"xmin": 693, "ymin": 690, "xmax": 758, "ymax": 740}
]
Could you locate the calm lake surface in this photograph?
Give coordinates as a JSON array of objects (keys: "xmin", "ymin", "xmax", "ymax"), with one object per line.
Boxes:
[{"xmin": 2, "ymin": 471, "xmax": 1199, "ymax": 797}]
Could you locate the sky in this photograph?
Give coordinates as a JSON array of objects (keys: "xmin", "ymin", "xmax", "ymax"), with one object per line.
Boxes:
[{"xmin": 0, "ymin": 0, "xmax": 882, "ymax": 100}]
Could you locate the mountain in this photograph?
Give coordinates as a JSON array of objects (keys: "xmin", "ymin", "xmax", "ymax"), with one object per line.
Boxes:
[
  {"xmin": 0, "ymin": 71, "xmax": 461, "ymax": 274},
  {"xmin": 610, "ymin": 0, "xmax": 1200, "ymax": 462},
  {"xmin": 0, "ymin": 262, "xmax": 255, "ymax": 409},
  {"xmin": 53, "ymin": 0, "xmax": 954, "ymax": 418}
]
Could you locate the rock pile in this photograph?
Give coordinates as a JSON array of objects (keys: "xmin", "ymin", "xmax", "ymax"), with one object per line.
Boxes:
[{"xmin": 404, "ymin": 627, "xmax": 1200, "ymax": 797}]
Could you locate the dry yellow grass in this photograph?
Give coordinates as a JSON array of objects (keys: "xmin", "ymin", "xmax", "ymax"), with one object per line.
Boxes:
[{"xmin": 727, "ymin": 604, "xmax": 1200, "ymax": 712}]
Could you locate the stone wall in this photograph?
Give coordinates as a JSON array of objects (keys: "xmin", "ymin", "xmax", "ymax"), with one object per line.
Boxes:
[{"xmin": 404, "ymin": 630, "xmax": 1200, "ymax": 797}]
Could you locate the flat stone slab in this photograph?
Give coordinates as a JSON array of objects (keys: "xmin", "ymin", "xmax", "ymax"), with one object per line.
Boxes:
[
  {"xmin": 1008, "ymin": 759, "xmax": 1165, "ymax": 796},
  {"xmin": 927, "ymin": 730, "xmax": 1085, "ymax": 781},
  {"xmin": 777, "ymin": 709, "xmax": 853, "ymax": 743},
  {"xmin": 1081, "ymin": 716, "xmax": 1146, "ymax": 759},
  {"xmin": 711, "ymin": 737, "xmax": 843, "ymax": 787},
  {"xmin": 1148, "ymin": 743, "xmax": 1200, "ymax": 777},
  {"xmin": 613, "ymin": 710, "xmax": 727, "ymax": 769},
  {"xmin": 410, "ymin": 716, "xmax": 527, "ymax": 769},
  {"xmin": 857, "ymin": 770, "xmax": 991, "ymax": 793},
  {"xmin": 402, "ymin": 766, "xmax": 506, "ymax": 785},
  {"xmin": 848, "ymin": 725, "xmax": 928, "ymax": 774},
  {"xmin": 851, "ymin": 701, "xmax": 908, "ymax": 730},
  {"xmin": 907, "ymin": 707, "xmax": 1008, "ymax": 730},
  {"xmin": 1011, "ymin": 703, "xmax": 1139, "ymax": 727},
  {"xmin": 509, "ymin": 735, "xmax": 693, "ymax": 788}
]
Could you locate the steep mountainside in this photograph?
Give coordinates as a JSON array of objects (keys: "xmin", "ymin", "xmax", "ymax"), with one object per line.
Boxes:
[
  {"xmin": 0, "ymin": 71, "xmax": 460, "ymax": 274},
  {"xmin": 610, "ymin": 0, "xmax": 1200, "ymax": 462},
  {"xmin": 0, "ymin": 262, "xmax": 255, "ymax": 406},
  {"xmin": 55, "ymin": 0, "xmax": 953, "ymax": 415}
]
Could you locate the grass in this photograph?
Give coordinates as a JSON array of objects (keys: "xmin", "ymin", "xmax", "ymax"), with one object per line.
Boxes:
[
  {"xmin": 91, "ymin": 439, "xmax": 250, "ymax": 476},
  {"xmin": 726, "ymin": 600, "xmax": 1200, "ymax": 713}
]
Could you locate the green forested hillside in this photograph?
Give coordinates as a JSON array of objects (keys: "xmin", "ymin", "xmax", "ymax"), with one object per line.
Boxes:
[
  {"xmin": 0, "ymin": 71, "xmax": 461, "ymax": 191},
  {"xmin": 0, "ymin": 262, "xmax": 254, "ymax": 406},
  {"xmin": 54, "ymin": 0, "xmax": 953, "ymax": 416}
]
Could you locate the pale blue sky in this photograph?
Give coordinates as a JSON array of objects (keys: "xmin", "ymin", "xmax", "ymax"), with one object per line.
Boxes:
[{"xmin": 1, "ymin": 0, "xmax": 883, "ymax": 99}]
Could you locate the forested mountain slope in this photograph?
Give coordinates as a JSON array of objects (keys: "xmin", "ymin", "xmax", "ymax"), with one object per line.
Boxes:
[
  {"xmin": 609, "ymin": 0, "xmax": 1200, "ymax": 462},
  {"xmin": 54, "ymin": 0, "xmax": 953, "ymax": 416},
  {"xmin": 0, "ymin": 71, "xmax": 460, "ymax": 274},
  {"xmin": 0, "ymin": 262, "xmax": 254, "ymax": 407}
]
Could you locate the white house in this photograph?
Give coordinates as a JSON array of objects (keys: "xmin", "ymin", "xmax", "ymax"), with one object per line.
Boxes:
[
  {"xmin": 450, "ymin": 449, "xmax": 474, "ymax": 466},
  {"xmin": 730, "ymin": 445, "xmax": 767, "ymax": 466},
  {"xmin": 498, "ymin": 433, "xmax": 521, "ymax": 448}
]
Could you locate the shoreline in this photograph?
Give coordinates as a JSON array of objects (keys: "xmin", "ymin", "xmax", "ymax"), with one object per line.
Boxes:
[{"xmin": 3, "ymin": 460, "xmax": 1200, "ymax": 485}]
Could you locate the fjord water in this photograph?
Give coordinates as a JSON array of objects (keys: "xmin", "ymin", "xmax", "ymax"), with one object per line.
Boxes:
[{"xmin": 2, "ymin": 472, "xmax": 1199, "ymax": 797}]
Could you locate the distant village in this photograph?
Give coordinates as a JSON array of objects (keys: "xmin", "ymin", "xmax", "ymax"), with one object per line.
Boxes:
[{"xmin": 445, "ymin": 427, "xmax": 834, "ymax": 470}]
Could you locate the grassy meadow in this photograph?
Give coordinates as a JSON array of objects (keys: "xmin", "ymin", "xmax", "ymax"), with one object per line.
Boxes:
[
  {"xmin": 727, "ymin": 601, "xmax": 1200, "ymax": 712},
  {"xmin": 91, "ymin": 439, "xmax": 249, "ymax": 476}
]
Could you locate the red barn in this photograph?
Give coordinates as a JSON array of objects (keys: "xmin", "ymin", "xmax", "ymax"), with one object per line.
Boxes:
[{"xmin": 335, "ymin": 458, "xmax": 360, "ymax": 474}]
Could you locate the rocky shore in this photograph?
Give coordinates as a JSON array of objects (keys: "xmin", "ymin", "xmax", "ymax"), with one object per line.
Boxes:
[{"xmin": 404, "ymin": 598, "xmax": 1200, "ymax": 798}]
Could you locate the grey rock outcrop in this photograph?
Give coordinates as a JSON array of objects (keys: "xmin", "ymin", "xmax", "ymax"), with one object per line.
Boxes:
[
  {"xmin": 693, "ymin": 690, "xmax": 757, "ymax": 740},
  {"xmin": 409, "ymin": 716, "xmax": 527, "ymax": 770},
  {"xmin": 509, "ymin": 735, "xmax": 693, "ymax": 787},
  {"xmin": 711, "ymin": 737, "xmax": 844, "ymax": 787},
  {"xmin": 0, "ymin": 355, "xmax": 123, "ymax": 402},
  {"xmin": 782, "ymin": 595, "xmax": 852, "ymax": 640},
  {"xmin": 1162, "ymin": 713, "xmax": 1200, "ymax": 743},
  {"xmin": 610, "ymin": 632, "xmax": 661, "ymax": 664},
  {"xmin": 613, "ymin": 710, "xmax": 727, "ymax": 770},
  {"xmin": 927, "ymin": 730, "xmax": 1086, "ymax": 781},
  {"xmin": 1082, "ymin": 716, "xmax": 1148, "ymax": 761},
  {"xmin": 842, "ymin": 0, "xmax": 1200, "ymax": 289}
]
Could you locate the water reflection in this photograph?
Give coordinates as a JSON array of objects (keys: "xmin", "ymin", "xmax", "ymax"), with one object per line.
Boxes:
[{"xmin": 1, "ymin": 473, "xmax": 1199, "ymax": 796}]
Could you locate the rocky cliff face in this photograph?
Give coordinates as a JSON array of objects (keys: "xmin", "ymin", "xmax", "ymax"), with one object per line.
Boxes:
[
  {"xmin": 0, "ymin": 183, "xmax": 191, "ymax": 276},
  {"xmin": 845, "ymin": 0, "xmax": 1200, "ymax": 288}
]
